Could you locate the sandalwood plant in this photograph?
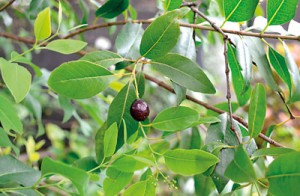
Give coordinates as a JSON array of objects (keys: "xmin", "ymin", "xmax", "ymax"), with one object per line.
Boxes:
[{"xmin": 0, "ymin": 0, "xmax": 299, "ymax": 195}]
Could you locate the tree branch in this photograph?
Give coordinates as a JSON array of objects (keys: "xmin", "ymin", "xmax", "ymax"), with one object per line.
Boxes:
[
  {"xmin": 0, "ymin": 0, "xmax": 15, "ymax": 12},
  {"xmin": 125, "ymin": 67, "xmax": 284, "ymax": 147},
  {"xmin": 0, "ymin": 25, "xmax": 284, "ymax": 148},
  {"xmin": 278, "ymin": 92, "xmax": 295, "ymax": 119},
  {"xmin": 188, "ymin": 5, "xmax": 242, "ymax": 142},
  {"xmin": 62, "ymin": 20, "xmax": 300, "ymax": 41}
]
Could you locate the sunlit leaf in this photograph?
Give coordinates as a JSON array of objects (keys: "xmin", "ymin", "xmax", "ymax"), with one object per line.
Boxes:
[
  {"xmin": 103, "ymin": 123, "xmax": 118, "ymax": 158},
  {"xmin": 152, "ymin": 106, "xmax": 199, "ymax": 132},
  {"xmin": 248, "ymin": 83, "xmax": 266, "ymax": 138},
  {"xmin": 151, "ymin": 53, "xmax": 215, "ymax": 93},
  {"xmin": 164, "ymin": 149, "xmax": 219, "ymax": 175},
  {"xmin": 266, "ymin": 152, "xmax": 300, "ymax": 196},
  {"xmin": 267, "ymin": 0, "xmax": 298, "ymax": 25},
  {"xmin": 140, "ymin": 8, "xmax": 189, "ymax": 59},
  {"xmin": 80, "ymin": 50, "xmax": 124, "ymax": 68},
  {"xmin": 283, "ymin": 42, "xmax": 300, "ymax": 103},
  {"xmin": 124, "ymin": 179, "xmax": 156, "ymax": 196},
  {"xmin": 227, "ymin": 44, "xmax": 251, "ymax": 106},
  {"xmin": 224, "ymin": 0, "xmax": 259, "ymax": 22},
  {"xmin": 116, "ymin": 23, "xmax": 144, "ymax": 59},
  {"xmin": 0, "ymin": 94, "xmax": 23, "ymax": 134},
  {"xmin": 34, "ymin": 7, "xmax": 51, "ymax": 41},
  {"xmin": 268, "ymin": 46, "xmax": 292, "ymax": 92},
  {"xmin": 0, "ymin": 58, "xmax": 31, "ymax": 103},
  {"xmin": 252, "ymin": 147, "xmax": 295, "ymax": 159},
  {"xmin": 45, "ymin": 39, "xmax": 87, "ymax": 54},
  {"xmin": 48, "ymin": 60, "xmax": 113, "ymax": 99}
]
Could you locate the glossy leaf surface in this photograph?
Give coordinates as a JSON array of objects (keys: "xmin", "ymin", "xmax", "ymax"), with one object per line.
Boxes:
[
  {"xmin": 152, "ymin": 106, "xmax": 199, "ymax": 131},
  {"xmin": 151, "ymin": 53, "xmax": 215, "ymax": 93},
  {"xmin": 164, "ymin": 149, "xmax": 219, "ymax": 175},
  {"xmin": 45, "ymin": 39, "xmax": 87, "ymax": 54},
  {"xmin": 95, "ymin": 0, "xmax": 129, "ymax": 18},
  {"xmin": 248, "ymin": 84, "xmax": 266, "ymax": 138},
  {"xmin": 0, "ymin": 58, "xmax": 31, "ymax": 103},
  {"xmin": 41, "ymin": 157, "xmax": 89, "ymax": 195},
  {"xmin": 48, "ymin": 60, "xmax": 113, "ymax": 99}
]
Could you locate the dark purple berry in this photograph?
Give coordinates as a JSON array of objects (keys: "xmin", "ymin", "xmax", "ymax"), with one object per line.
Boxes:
[{"xmin": 130, "ymin": 99, "xmax": 150, "ymax": 121}]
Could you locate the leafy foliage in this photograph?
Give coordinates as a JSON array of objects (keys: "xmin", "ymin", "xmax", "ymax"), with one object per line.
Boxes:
[{"xmin": 0, "ymin": 1, "xmax": 299, "ymax": 195}]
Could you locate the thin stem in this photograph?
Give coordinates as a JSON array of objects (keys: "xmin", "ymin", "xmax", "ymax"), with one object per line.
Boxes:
[
  {"xmin": 0, "ymin": 0, "xmax": 15, "ymax": 12},
  {"xmin": 190, "ymin": 5, "xmax": 241, "ymax": 143},
  {"xmin": 278, "ymin": 92, "xmax": 295, "ymax": 119},
  {"xmin": 224, "ymin": 38, "xmax": 242, "ymax": 143},
  {"xmin": 0, "ymin": 21, "xmax": 284, "ymax": 148},
  {"xmin": 58, "ymin": 20, "xmax": 300, "ymax": 41},
  {"xmin": 124, "ymin": 66, "xmax": 284, "ymax": 147}
]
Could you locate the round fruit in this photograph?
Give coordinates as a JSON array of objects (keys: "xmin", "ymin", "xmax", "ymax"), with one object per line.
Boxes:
[{"xmin": 130, "ymin": 99, "xmax": 150, "ymax": 121}]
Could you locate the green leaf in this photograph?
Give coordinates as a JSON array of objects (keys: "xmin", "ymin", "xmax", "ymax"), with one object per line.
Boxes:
[
  {"xmin": 205, "ymin": 114, "xmax": 242, "ymax": 193},
  {"xmin": 267, "ymin": 0, "xmax": 298, "ymax": 25},
  {"xmin": 73, "ymin": 156, "xmax": 99, "ymax": 172},
  {"xmin": 0, "ymin": 94, "xmax": 23, "ymax": 134},
  {"xmin": 135, "ymin": 72, "xmax": 145, "ymax": 98},
  {"xmin": 192, "ymin": 116, "xmax": 221, "ymax": 126},
  {"xmin": 107, "ymin": 84, "xmax": 139, "ymax": 149},
  {"xmin": 103, "ymin": 167, "xmax": 133, "ymax": 196},
  {"xmin": 95, "ymin": 122, "xmax": 107, "ymax": 163},
  {"xmin": 164, "ymin": 0, "xmax": 183, "ymax": 11},
  {"xmin": 190, "ymin": 127, "xmax": 202, "ymax": 149},
  {"xmin": 28, "ymin": 0, "xmax": 50, "ymax": 20},
  {"xmin": 266, "ymin": 151, "xmax": 300, "ymax": 196},
  {"xmin": 44, "ymin": 39, "xmax": 87, "ymax": 54},
  {"xmin": 248, "ymin": 83, "xmax": 266, "ymax": 138},
  {"xmin": 80, "ymin": 50, "xmax": 124, "ymax": 68},
  {"xmin": 151, "ymin": 53, "xmax": 215, "ymax": 93},
  {"xmin": 207, "ymin": 102, "xmax": 239, "ymax": 117},
  {"xmin": 251, "ymin": 147, "xmax": 295, "ymax": 159},
  {"xmin": 123, "ymin": 180, "xmax": 156, "ymax": 196},
  {"xmin": 111, "ymin": 155, "xmax": 152, "ymax": 172},
  {"xmin": 152, "ymin": 106, "xmax": 199, "ymax": 132},
  {"xmin": 244, "ymin": 37, "xmax": 280, "ymax": 91},
  {"xmin": 116, "ymin": 23, "xmax": 144, "ymax": 59},
  {"xmin": 34, "ymin": 7, "xmax": 51, "ymax": 41},
  {"xmin": 140, "ymin": 8, "xmax": 189, "ymax": 59},
  {"xmin": 0, "ymin": 58, "xmax": 31, "ymax": 103},
  {"xmin": 227, "ymin": 44, "xmax": 251, "ymax": 106},
  {"xmin": 224, "ymin": 0, "xmax": 259, "ymax": 22},
  {"xmin": 95, "ymin": 0, "xmax": 129, "ymax": 18},
  {"xmin": 10, "ymin": 51, "xmax": 42, "ymax": 77},
  {"xmin": 171, "ymin": 82, "xmax": 186, "ymax": 105},
  {"xmin": 41, "ymin": 157, "xmax": 89, "ymax": 195},
  {"xmin": 164, "ymin": 149, "xmax": 219, "ymax": 176},
  {"xmin": 0, "ymin": 155, "xmax": 40, "ymax": 186},
  {"xmin": 0, "ymin": 128, "xmax": 15, "ymax": 149},
  {"xmin": 172, "ymin": 27, "xmax": 196, "ymax": 61},
  {"xmin": 268, "ymin": 46, "xmax": 292, "ymax": 92},
  {"xmin": 58, "ymin": 95, "xmax": 74, "ymax": 123},
  {"xmin": 140, "ymin": 168, "xmax": 153, "ymax": 181},
  {"xmin": 104, "ymin": 123, "xmax": 118, "ymax": 158},
  {"xmin": 24, "ymin": 93, "xmax": 44, "ymax": 136},
  {"xmin": 194, "ymin": 174, "xmax": 215, "ymax": 196},
  {"xmin": 283, "ymin": 42, "xmax": 300, "ymax": 103},
  {"xmin": 48, "ymin": 60, "xmax": 113, "ymax": 99},
  {"xmin": 235, "ymin": 37, "xmax": 252, "ymax": 92},
  {"xmin": 225, "ymin": 145, "xmax": 256, "ymax": 183}
]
